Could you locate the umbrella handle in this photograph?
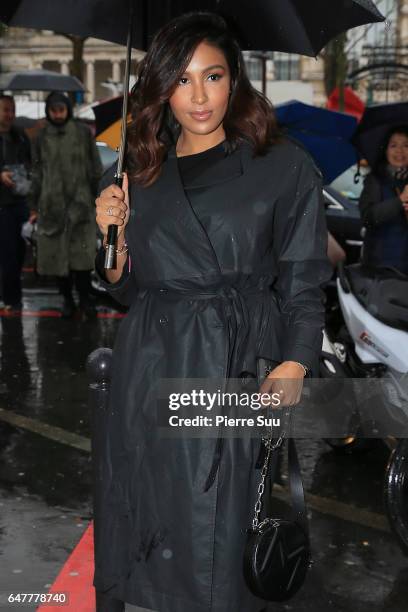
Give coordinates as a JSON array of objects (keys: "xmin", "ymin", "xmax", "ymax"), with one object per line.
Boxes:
[
  {"xmin": 104, "ymin": 173, "xmax": 123, "ymax": 269},
  {"xmin": 104, "ymin": 0, "xmax": 133, "ymax": 270}
]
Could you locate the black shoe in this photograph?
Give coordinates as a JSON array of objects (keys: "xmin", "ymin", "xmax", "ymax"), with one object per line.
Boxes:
[{"xmin": 61, "ymin": 297, "xmax": 76, "ymax": 319}]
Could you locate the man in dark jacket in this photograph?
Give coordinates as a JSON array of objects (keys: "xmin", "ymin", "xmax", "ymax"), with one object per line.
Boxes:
[
  {"xmin": 31, "ymin": 92, "xmax": 102, "ymax": 317},
  {"xmin": 0, "ymin": 94, "xmax": 31, "ymax": 311}
]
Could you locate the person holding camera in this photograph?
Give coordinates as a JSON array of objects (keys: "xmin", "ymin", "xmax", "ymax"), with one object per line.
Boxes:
[{"xmin": 0, "ymin": 94, "xmax": 31, "ymax": 312}]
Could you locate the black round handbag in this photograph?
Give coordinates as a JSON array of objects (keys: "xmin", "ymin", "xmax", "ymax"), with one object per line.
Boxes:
[{"xmin": 243, "ymin": 433, "xmax": 312, "ymax": 602}]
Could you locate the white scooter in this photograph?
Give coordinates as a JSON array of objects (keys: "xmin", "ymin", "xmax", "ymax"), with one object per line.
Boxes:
[{"xmin": 320, "ymin": 262, "xmax": 408, "ymax": 553}]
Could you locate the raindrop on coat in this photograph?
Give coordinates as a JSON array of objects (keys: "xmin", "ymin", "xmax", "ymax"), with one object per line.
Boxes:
[
  {"xmin": 253, "ymin": 201, "xmax": 267, "ymax": 215},
  {"xmin": 162, "ymin": 548, "xmax": 173, "ymax": 559}
]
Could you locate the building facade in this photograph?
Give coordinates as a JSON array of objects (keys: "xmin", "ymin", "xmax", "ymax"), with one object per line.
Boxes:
[{"xmin": 0, "ymin": 28, "xmax": 144, "ymax": 102}]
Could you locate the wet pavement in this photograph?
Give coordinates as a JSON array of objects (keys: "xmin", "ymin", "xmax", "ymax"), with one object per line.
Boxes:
[{"xmin": 0, "ymin": 269, "xmax": 407, "ymax": 611}]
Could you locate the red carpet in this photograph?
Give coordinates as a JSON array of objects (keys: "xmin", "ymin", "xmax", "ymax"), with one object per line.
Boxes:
[{"xmin": 38, "ymin": 523, "xmax": 95, "ymax": 611}]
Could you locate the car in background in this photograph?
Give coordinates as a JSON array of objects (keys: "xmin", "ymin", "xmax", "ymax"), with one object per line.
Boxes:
[
  {"xmin": 95, "ymin": 143, "xmax": 118, "ymax": 232},
  {"xmin": 96, "ymin": 141, "xmax": 118, "ymax": 173},
  {"xmin": 323, "ymin": 165, "xmax": 369, "ymax": 264}
]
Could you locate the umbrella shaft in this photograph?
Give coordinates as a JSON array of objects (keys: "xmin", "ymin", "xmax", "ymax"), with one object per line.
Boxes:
[
  {"xmin": 106, "ymin": 0, "xmax": 133, "ymax": 269},
  {"xmin": 117, "ymin": 1, "xmax": 134, "ymax": 177}
]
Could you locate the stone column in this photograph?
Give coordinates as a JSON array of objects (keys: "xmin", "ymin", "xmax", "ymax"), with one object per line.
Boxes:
[
  {"xmin": 60, "ymin": 60, "xmax": 70, "ymax": 75},
  {"xmin": 86, "ymin": 60, "xmax": 96, "ymax": 102},
  {"xmin": 112, "ymin": 60, "xmax": 121, "ymax": 83}
]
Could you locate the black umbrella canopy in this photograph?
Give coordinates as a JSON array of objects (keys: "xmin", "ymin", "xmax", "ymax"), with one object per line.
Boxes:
[
  {"xmin": 2, "ymin": 0, "xmax": 384, "ymax": 54},
  {"xmin": 352, "ymin": 102, "xmax": 408, "ymax": 167},
  {"xmin": 0, "ymin": 69, "xmax": 84, "ymax": 92}
]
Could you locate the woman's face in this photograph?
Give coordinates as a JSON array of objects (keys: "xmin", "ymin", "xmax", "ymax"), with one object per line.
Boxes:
[
  {"xmin": 386, "ymin": 132, "xmax": 408, "ymax": 168},
  {"xmin": 169, "ymin": 41, "xmax": 231, "ymax": 143}
]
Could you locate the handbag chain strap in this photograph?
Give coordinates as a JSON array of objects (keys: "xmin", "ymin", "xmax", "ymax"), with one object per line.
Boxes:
[
  {"xmin": 252, "ymin": 407, "xmax": 293, "ymax": 530},
  {"xmin": 252, "ymin": 432, "xmax": 284, "ymax": 530}
]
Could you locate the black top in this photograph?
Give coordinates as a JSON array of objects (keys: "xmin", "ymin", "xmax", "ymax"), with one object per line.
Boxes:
[
  {"xmin": 177, "ymin": 140, "xmax": 230, "ymax": 233},
  {"xmin": 177, "ymin": 140, "xmax": 228, "ymax": 188}
]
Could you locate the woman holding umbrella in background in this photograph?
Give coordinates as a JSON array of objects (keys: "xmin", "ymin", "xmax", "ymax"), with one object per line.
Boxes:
[
  {"xmin": 94, "ymin": 12, "xmax": 331, "ymax": 612},
  {"xmin": 359, "ymin": 126, "xmax": 408, "ymax": 275}
]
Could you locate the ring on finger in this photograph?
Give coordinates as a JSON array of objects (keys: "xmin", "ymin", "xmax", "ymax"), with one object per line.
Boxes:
[{"xmin": 107, "ymin": 206, "xmax": 114, "ymax": 216}]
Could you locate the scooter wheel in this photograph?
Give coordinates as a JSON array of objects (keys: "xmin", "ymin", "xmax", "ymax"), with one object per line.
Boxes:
[{"xmin": 384, "ymin": 439, "xmax": 408, "ymax": 555}]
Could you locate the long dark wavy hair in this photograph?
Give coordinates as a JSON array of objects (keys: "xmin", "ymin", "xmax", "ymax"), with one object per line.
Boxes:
[{"xmin": 127, "ymin": 12, "xmax": 280, "ymax": 186}]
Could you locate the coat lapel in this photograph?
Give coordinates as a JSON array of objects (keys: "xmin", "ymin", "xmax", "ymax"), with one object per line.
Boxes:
[{"xmin": 127, "ymin": 142, "xmax": 250, "ymax": 284}]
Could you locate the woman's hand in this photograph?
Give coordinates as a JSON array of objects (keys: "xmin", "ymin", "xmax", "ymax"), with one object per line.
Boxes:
[
  {"xmin": 95, "ymin": 172, "xmax": 130, "ymax": 243},
  {"xmin": 258, "ymin": 361, "xmax": 305, "ymax": 408},
  {"xmin": 398, "ymin": 185, "xmax": 408, "ymax": 204},
  {"xmin": 0, "ymin": 170, "xmax": 14, "ymax": 189}
]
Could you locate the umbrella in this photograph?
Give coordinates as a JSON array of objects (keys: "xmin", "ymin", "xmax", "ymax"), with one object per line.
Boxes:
[
  {"xmin": 89, "ymin": 96, "xmax": 125, "ymax": 149},
  {"xmin": 1, "ymin": 1, "xmax": 384, "ymax": 55},
  {"xmin": 1, "ymin": 0, "xmax": 384, "ymax": 267},
  {"xmin": 0, "ymin": 69, "xmax": 84, "ymax": 92},
  {"xmin": 275, "ymin": 100, "xmax": 358, "ymax": 184},
  {"xmin": 326, "ymin": 86, "xmax": 365, "ymax": 121},
  {"xmin": 93, "ymin": 96, "xmax": 124, "ymax": 136},
  {"xmin": 352, "ymin": 102, "xmax": 408, "ymax": 168}
]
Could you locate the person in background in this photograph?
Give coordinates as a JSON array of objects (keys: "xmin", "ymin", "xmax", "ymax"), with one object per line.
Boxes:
[
  {"xmin": 0, "ymin": 94, "xmax": 31, "ymax": 312},
  {"xmin": 359, "ymin": 126, "xmax": 408, "ymax": 275},
  {"xmin": 30, "ymin": 91, "xmax": 102, "ymax": 318}
]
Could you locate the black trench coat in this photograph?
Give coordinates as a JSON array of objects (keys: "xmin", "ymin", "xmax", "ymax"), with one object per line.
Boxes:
[{"xmin": 93, "ymin": 139, "xmax": 331, "ymax": 612}]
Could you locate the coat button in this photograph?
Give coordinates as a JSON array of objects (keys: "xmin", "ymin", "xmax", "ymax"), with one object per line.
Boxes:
[{"xmin": 159, "ymin": 316, "xmax": 168, "ymax": 325}]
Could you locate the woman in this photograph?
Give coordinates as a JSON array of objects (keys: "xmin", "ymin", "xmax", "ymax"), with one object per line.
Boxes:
[
  {"xmin": 94, "ymin": 12, "xmax": 330, "ymax": 612},
  {"xmin": 359, "ymin": 126, "xmax": 408, "ymax": 275}
]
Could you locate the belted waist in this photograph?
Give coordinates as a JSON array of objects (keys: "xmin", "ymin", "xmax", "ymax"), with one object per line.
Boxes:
[{"xmin": 137, "ymin": 281, "xmax": 274, "ymax": 301}]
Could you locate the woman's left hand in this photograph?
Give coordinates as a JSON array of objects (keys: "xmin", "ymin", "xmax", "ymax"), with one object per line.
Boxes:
[{"xmin": 258, "ymin": 361, "xmax": 306, "ymax": 408}]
